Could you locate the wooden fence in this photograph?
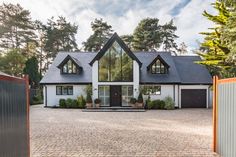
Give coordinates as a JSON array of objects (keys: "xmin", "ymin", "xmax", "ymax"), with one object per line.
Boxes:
[
  {"xmin": 0, "ymin": 73, "xmax": 30, "ymax": 157},
  {"xmin": 213, "ymin": 76, "xmax": 236, "ymax": 157}
]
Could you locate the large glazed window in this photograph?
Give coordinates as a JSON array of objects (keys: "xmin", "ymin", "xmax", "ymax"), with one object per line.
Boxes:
[
  {"xmin": 98, "ymin": 86, "xmax": 110, "ymax": 106},
  {"xmin": 99, "ymin": 41, "xmax": 133, "ymax": 82},
  {"xmin": 122, "ymin": 86, "xmax": 133, "ymax": 106}
]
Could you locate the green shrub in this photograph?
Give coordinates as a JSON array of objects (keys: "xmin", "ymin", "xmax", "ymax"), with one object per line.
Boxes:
[
  {"xmin": 130, "ymin": 98, "xmax": 137, "ymax": 104},
  {"xmin": 137, "ymin": 92, "xmax": 143, "ymax": 103},
  {"xmin": 147, "ymin": 100, "xmax": 153, "ymax": 109},
  {"xmin": 86, "ymin": 93, "xmax": 92, "ymax": 103},
  {"xmin": 59, "ymin": 99, "xmax": 66, "ymax": 108},
  {"xmin": 65, "ymin": 98, "xmax": 73, "ymax": 108},
  {"xmin": 77, "ymin": 95, "xmax": 86, "ymax": 108},
  {"xmin": 148, "ymin": 99, "xmax": 166, "ymax": 109},
  {"xmin": 71, "ymin": 99, "xmax": 77, "ymax": 108},
  {"xmin": 164, "ymin": 96, "xmax": 175, "ymax": 110}
]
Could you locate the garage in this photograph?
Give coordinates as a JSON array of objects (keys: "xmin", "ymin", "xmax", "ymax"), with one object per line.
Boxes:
[{"xmin": 181, "ymin": 89, "xmax": 207, "ymax": 108}]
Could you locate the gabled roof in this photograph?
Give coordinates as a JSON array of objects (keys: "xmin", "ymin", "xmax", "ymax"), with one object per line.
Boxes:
[
  {"xmin": 89, "ymin": 32, "xmax": 142, "ymax": 67},
  {"xmin": 146, "ymin": 54, "xmax": 170, "ymax": 71},
  {"xmin": 40, "ymin": 52, "xmax": 96, "ymax": 84},
  {"xmin": 57, "ymin": 55, "xmax": 82, "ymax": 69},
  {"xmin": 40, "ymin": 52, "xmax": 212, "ymax": 85},
  {"xmin": 173, "ymin": 56, "xmax": 212, "ymax": 84},
  {"xmin": 134, "ymin": 52, "xmax": 181, "ymax": 84}
]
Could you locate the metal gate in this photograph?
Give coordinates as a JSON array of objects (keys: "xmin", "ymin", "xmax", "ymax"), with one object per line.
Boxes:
[
  {"xmin": 0, "ymin": 72, "xmax": 30, "ymax": 157},
  {"xmin": 213, "ymin": 76, "xmax": 236, "ymax": 157}
]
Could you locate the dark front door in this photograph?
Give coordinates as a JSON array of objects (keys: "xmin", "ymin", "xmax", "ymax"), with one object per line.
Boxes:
[
  {"xmin": 181, "ymin": 89, "xmax": 207, "ymax": 108},
  {"xmin": 110, "ymin": 86, "xmax": 121, "ymax": 107}
]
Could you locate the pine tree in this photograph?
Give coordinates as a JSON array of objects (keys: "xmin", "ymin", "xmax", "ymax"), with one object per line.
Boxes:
[
  {"xmin": 132, "ymin": 18, "xmax": 162, "ymax": 51},
  {"xmin": 23, "ymin": 57, "xmax": 41, "ymax": 88},
  {"xmin": 197, "ymin": 1, "xmax": 236, "ymax": 77},
  {"xmin": 121, "ymin": 35, "xmax": 133, "ymax": 49},
  {"xmin": 83, "ymin": 18, "xmax": 113, "ymax": 51},
  {"xmin": 0, "ymin": 3, "xmax": 36, "ymax": 51},
  {"xmin": 161, "ymin": 20, "xmax": 179, "ymax": 51}
]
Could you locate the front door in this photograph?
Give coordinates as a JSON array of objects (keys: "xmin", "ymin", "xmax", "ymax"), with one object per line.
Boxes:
[{"xmin": 110, "ymin": 86, "xmax": 121, "ymax": 107}]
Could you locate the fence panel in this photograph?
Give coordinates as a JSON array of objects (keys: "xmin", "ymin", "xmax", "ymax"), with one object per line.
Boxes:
[
  {"xmin": 0, "ymin": 73, "xmax": 30, "ymax": 157},
  {"xmin": 213, "ymin": 76, "xmax": 236, "ymax": 157}
]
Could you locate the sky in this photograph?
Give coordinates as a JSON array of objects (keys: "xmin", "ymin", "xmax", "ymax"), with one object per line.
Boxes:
[{"xmin": 1, "ymin": 0, "xmax": 216, "ymax": 51}]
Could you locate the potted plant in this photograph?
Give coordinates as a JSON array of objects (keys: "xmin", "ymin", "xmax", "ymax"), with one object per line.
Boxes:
[
  {"xmin": 94, "ymin": 98, "xmax": 101, "ymax": 108},
  {"xmin": 129, "ymin": 98, "xmax": 137, "ymax": 108},
  {"xmin": 136, "ymin": 92, "xmax": 144, "ymax": 108},
  {"xmin": 86, "ymin": 93, "xmax": 93, "ymax": 108}
]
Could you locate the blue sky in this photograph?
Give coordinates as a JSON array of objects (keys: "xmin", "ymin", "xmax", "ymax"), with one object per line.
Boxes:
[{"xmin": 1, "ymin": 0, "xmax": 215, "ymax": 51}]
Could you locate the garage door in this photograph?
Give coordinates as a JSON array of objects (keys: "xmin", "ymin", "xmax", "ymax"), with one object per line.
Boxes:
[{"xmin": 181, "ymin": 89, "xmax": 207, "ymax": 108}]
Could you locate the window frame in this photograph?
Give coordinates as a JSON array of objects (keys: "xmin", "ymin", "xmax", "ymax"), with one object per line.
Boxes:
[
  {"xmin": 151, "ymin": 59, "xmax": 167, "ymax": 74},
  {"xmin": 61, "ymin": 59, "xmax": 78, "ymax": 74},
  {"xmin": 98, "ymin": 86, "xmax": 110, "ymax": 106},
  {"xmin": 98, "ymin": 41, "xmax": 133, "ymax": 82},
  {"xmin": 56, "ymin": 86, "xmax": 73, "ymax": 95},
  {"xmin": 143, "ymin": 85, "xmax": 161, "ymax": 95}
]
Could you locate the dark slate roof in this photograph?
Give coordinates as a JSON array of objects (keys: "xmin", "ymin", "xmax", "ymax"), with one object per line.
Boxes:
[
  {"xmin": 173, "ymin": 56, "xmax": 212, "ymax": 84},
  {"xmin": 134, "ymin": 52, "xmax": 181, "ymax": 84},
  {"xmin": 40, "ymin": 51, "xmax": 212, "ymax": 85},
  {"xmin": 40, "ymin": 52, "xmax": 96, "ymax": 84}
]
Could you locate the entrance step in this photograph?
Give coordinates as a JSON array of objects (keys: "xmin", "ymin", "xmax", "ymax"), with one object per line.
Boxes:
[{"xmin": 82, "ymin": 107, "xmax": 145, "ymax": 112}]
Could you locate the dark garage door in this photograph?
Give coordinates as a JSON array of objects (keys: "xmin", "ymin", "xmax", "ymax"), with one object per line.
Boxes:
[{"xmin": 181, "ymin": 89, "xmax": 207, "ymax": 108}]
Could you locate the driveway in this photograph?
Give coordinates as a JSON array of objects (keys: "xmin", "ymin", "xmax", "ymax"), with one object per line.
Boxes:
[{"xmin": 30, "ymin": 105, "xmax": 219, "ymax": 157}]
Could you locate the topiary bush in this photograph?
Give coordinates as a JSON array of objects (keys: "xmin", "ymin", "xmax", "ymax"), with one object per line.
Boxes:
[
  {"xmin": 130, "ymin": 98, "xmax": 137, "ymax": 104},
  {"xmin": 164, "ymin": 96, "xmax": 175, "ymax": 110},
  {"xmin": 65, "ymin": 98, "xmax": 73, "ymax": 108},
  {"xmin": 59, "ymin": 99, "xmax": 66, "ymax": 108},
  {"xmin": 86, "ymin": 93, "xmax": 92, "ymax": 103},
  {"xmin": 137, "ymin": 92, "xmax": 143, "ymax": 103},
  {"xmin": 94, "ymin": 98, "xmax": 101, "ymax": 104}
]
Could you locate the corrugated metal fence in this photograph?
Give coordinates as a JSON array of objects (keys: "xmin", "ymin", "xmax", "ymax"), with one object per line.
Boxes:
[
  {"xmin": 213, "ymin": 76, "xmax": 236, "ymax": 157},
  {"xmin": 0, "ymin": 73, "xmax": 30, "ymax": 157}
]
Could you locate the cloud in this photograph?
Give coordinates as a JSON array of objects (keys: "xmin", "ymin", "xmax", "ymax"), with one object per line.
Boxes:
[{"xmin": 0, "ymin": 0, "xmax": 215, "ymax": 51}]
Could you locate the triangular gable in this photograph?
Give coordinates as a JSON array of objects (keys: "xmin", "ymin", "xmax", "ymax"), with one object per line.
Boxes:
[
  {"xmin": 147, "ymin": 54, "xmax": 170, "ymax": 71},
  {"xmin": 89, "ymin": 32, "xmax": 142, "ymax": 67},
  {"xmin": 57, "ymin": 55, "xmax": 82, "ymax": 69}
]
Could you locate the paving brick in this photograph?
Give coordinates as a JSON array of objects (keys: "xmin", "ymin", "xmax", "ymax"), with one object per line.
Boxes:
[{"xmin": 30, "ymin": 105, "xmax": 219, "ymax": 157}]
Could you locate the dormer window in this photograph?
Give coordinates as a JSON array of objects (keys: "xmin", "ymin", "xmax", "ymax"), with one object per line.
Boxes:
[
  {"xmin": 57, "ymin": 55, "xmax": 82, "ymax": 74},
  {"xmin": 151, "ymin": 59, "xmax": 167, "ymax": 74},
  {"xmin": 62, "ymin": 60, "xmax": 77, "ymax": 74},
  {"xmin": 147, "ymin": 55, "xmax": 169, "ymax": 74}
]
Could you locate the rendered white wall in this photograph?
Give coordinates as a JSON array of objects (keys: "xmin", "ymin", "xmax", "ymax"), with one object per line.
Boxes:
[
  {"xmin": 45, "ymin": 85, "xmax": 87, "ymax": 107},
  {"xmin": 92, "ymin": 61, "xmax": 98, "ymax": 100},
  {"xmin": 178, "ymin": 85, "xmax": 210, "ymax": 108},
  {"xmin": 92, "ymin": 60, "xmax": 140, "ymax": 100},
  {"xmin": 142, "ymin": 85, "xmax": 176, "ymax": 106}
]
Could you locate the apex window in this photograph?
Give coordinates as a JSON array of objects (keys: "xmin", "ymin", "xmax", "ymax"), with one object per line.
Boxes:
[
  {"xmin": 151, "ymin": 59, "xmax": 167, "ymax": 74},
  {"xmin": 62, "ymin": 60, "xmax": 77, "ymax": 74}
]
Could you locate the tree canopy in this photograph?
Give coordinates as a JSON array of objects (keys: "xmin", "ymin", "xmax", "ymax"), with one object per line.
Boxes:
[
  {"xmin": 197, "ymin": 0, "xmax": 236, "ymax": 78},
  {"xmin": 83, "ymin": 18, "xmax": 113, "ymax": 51}
]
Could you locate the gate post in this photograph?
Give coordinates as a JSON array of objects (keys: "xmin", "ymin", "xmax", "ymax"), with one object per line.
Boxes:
[
  {"xmin": 212, "ymin": 76, "xmax": 218, "ymax": 152},
  {"xmin": 24, "ymin": 75, "xmax": 30, "ymax": 157}
]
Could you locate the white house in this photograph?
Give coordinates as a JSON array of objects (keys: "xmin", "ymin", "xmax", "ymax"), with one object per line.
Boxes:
[{"xmin": 40, "ymin": 33, "xmax": 212, "ymax": 108}]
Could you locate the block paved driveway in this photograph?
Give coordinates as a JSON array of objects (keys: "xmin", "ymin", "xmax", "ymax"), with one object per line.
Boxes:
[{"xmin": 31, "ymin": 105, "xmax": 219, "ymax": 157}]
